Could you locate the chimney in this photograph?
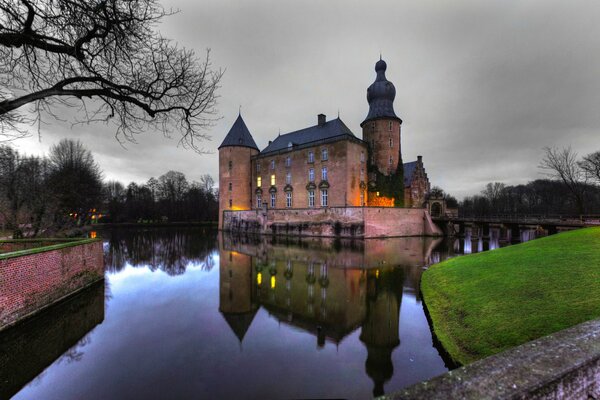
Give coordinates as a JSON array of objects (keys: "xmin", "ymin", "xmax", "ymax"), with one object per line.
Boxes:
[
  {"xmin": 318, "ymin": 114, "xmax": 326, "ymax": 126},
  {"xmin": 417, "ymin": 155, "xmax": 423, "ymax": 163}
]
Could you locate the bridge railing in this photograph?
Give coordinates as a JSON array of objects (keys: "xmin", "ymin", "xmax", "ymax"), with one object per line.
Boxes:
[{"xmin": 437, "ymin": 214, "xmax": 600, "ymax": 225}]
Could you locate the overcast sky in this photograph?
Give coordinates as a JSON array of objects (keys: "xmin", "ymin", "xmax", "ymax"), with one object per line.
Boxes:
[{"xmin": 10, "ymin": 0, "xmax": 600, "ymax": 199}]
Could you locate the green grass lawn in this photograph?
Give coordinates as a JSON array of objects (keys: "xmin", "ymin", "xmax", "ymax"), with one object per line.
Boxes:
[{"xmin": 421, "ymin": 227, "xmax": 600, "ymax": 366}]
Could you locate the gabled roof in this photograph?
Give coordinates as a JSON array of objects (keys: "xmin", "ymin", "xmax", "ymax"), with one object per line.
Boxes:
[
  {"xmin": 260, "ymin": 118, "xmax": 357, "ymax": 154},
  {"xmin": 218, "ymin": 114, "xmax": 259, "ymax": 150},
  {"xmin": 403, "ymin": 161, "xmax": 418, "ymax": 187}
]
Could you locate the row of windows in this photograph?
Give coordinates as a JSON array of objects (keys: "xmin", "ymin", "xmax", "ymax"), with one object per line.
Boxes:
[
  {"xmin": 368, "ymin": 137, "xmax": 394, "ymax": 148},
  {"xmin": 370, "ymin": 121, "xmax": 396, "ymax": 131},
  {"xmin": 256, "ymin": 148, "xmax": 336, "ymax": 173},
  {"xmin": 258, "ymin": 190, "xmax": 329, "ymax": 208},
  {"xmin": 257, "ymin": 167, "xmax": 337, "ymax": 187}
]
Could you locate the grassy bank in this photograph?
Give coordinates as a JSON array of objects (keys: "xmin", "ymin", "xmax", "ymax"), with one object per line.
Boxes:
[{"xmin": 422, "ymin": 227, "xmax": 600, "ymax": 366}]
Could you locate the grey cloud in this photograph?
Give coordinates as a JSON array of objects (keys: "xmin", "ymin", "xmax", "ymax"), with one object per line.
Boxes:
[{"xmin": 12, "ymin": 0, "xmax": 600, "ymax": 199}]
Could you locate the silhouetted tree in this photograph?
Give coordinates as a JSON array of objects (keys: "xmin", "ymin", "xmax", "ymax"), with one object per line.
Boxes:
[
  {"xmin": 539, "ymin": 146, "xmax": 588, "ymax": 214},
  {"xmin": 47, "ymin": 139, "xmax": 103, "ymax": 225},
  {"xmin": 0, "ymin": 0, "xmax": 222, "ymax": 148},
  {"xmin": 580, "ymin": 151, "xmax": 600, "ymax": 185}
]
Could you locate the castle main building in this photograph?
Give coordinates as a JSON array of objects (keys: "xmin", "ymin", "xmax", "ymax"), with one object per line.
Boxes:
[{"xmin": 218, "ymin": 59, "xmax": 432, "ymax": 233}]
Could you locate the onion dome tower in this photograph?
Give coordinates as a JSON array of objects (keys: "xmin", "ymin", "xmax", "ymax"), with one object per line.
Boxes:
[
  {"xmin": 218, "ymin": 113, "xmax": 259, "ymax": 229},
  {"xmin": 361, "ymin": 58, "xmax": 404, "ymax": 207}
]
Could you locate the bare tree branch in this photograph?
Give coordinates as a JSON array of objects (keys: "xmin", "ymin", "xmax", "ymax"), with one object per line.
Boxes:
[{"xmin": 0, "ymin": 0, "xmax": 222, "ymax": 150}]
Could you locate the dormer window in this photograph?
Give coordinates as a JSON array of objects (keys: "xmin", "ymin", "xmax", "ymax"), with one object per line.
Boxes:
[{"xmin": 288, "ymin": 142, "xmax": 293, "ymax": 148}]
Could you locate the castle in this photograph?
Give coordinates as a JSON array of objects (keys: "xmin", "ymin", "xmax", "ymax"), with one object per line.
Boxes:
[{"xmin": 218, "ymin": 58, "xmax": 436, "ymax": 237}]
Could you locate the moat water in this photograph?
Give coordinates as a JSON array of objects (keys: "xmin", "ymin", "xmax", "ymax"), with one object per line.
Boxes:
[{"xmin": 3, "ymin": 227, "xmax": 535, "ymax": 399}]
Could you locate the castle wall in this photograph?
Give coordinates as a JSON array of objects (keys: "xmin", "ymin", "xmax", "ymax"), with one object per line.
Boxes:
[{"xmin": 222, "ymin": 207, "xmax": 442, "ymax": 238}]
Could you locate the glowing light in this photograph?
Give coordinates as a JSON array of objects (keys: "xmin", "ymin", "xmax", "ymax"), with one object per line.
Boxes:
[
  {"xmin": 271, "ymin": 175, "xmax": 276, "ymax": 186},
  {"xmin": 90, "ymin": 231, "xmax": 97, "ymax": 239},
  {"xmin": 375, "ymin": 270, "xmax": 380, "ymax": 278},
  {"xmin": 369, "ymin": 195, "xmax": 395, "ymax": 207},
  {"xmin": 257, "ymin": 177, "xmax": 262, "ymax": 187},
  {"xmin": 257, "ymin": 273, "xmax": 262, "ymax": 285},
  {"xmin": 270, "ymin": 275, "xmax": 276, "ymax": 289}
]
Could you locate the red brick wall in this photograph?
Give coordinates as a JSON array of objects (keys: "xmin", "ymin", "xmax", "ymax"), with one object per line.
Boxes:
[{"xmin": 0, "ymin": 240, "xmax": 104, "ymax": 330}]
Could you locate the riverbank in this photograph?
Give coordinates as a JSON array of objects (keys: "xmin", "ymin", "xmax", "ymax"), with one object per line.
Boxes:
[{"xmin": 421, "ymin": 227, "xmax": 600, "ymax": 366}]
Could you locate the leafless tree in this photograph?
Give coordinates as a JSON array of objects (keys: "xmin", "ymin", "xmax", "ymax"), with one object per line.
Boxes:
[
  {"xmin": 0, "ymin": 0, "xmax": 223, "ymax": 149},
  {"xmin": 539, "ymin": 146, "xmax": 587, "ymax": 214},
  {"xmin": 580, "ymin": 151, "xmax": 600, "ymax": 185}
]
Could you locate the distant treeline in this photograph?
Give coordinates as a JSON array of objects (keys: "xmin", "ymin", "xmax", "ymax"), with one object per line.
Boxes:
[
  {"xmin": 460, "ymin": 148, "xmax": 600, "ymax": 217},
  {"xmin": 0, "ymin": 140, "xmax": 218, "ymax": 238},
  {"xmin": 103, "ymin": 171, "xmax": 218, "ymax": 223}
]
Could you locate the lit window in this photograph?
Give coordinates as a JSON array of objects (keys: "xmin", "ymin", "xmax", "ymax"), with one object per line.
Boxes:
[
  {"xmin": 309, "ymin": 168, "xmax": 314, "ymax": 182},
  {"xmin": 257, "ymin": 196, "xmax": 262, "ymax": 208},
  {"xmin": 360, "ymin": 151, "xmax": 365, "ymax": 163},
  {"xmin": 389, "ymin": 137, "xmax": 393, "ymax": 147},
  {"xmin": 256, "ymin": 163, "xmax": 261, "ymax": 173},
  {"xmin": 322, "ymin": 148, "xmax": 328, "ymax": 161},
  {"xmin": 286, "ymin": 192, "xmax": 292, "ymax": 208},
  {"xmin": 271, "ymin": 174, "xmax": 276, "ymax": 186},
  {"xmin": 388, "ymin": 121, "xmax": 393, "ymax": 131},
  {"xmin": 321, "ymin": 189, "xmax": 328, "ymax": 207},
  {"xmin": 270, "ymin": 192, "xmax": 276, "ymax": 208},
  {"xmin": 321, "ymin": 166, "xmax": 328, "ymax": 181},
  {"xmin": 286, "ymin": 172, "xmax": 292, "ymax": 184},
  {"xmin": 285, "ymin": 156, "xmax": 291, "ymax": 167},
  {"xmin": 257, "ymin": 176, "xmax": 262, "ymax": 187},
  {"xmin": 228, "ymin": 182, "xmax": 232, "ymax": 191},
  {"xmin": 308, "ymin": 151, "xmax": 314, "ymax": 163},
  {"xmin": 308, "ymin": 190, "xmax": 315, "ymax": 207},
  {"xmin": 270, "ymin": 160, "xmax": 275, "ymax": 169},
  {"xmin": 229, "ymin": 199, "xmax": 232, "ymax": 208}
]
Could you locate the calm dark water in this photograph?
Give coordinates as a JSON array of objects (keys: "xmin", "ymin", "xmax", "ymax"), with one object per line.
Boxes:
[{"xmin": 4, "ymin": 227, "xmax": 521, "ymax": 400}]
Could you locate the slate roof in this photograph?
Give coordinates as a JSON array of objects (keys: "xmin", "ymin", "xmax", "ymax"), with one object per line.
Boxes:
[
  {"xmin": 260, "ymin": 118, "xmax": 357, "ymax": 154},
  {"xmin": 403, "ymin": 161, "xmax": 418, "ymax": 187},
  {"xmin": 361, "ymin": 58, "xmax": 402, "ymax": 126},
  {"xmin": 218, "ymin": 114, "xmax": 259, "ymax": 150},
  {"xmin": 221, "ymin": 309, "xmax": 258, "ymax": 342}
]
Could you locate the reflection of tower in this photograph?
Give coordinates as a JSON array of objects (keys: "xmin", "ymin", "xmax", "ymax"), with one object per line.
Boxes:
[
  {"xmin": 219, "ymin": 248, "xmax": 257, "ymax": 344},
  {"xmin": 359, "ymin": 268, "xmax": 404, "ymax": 397}
]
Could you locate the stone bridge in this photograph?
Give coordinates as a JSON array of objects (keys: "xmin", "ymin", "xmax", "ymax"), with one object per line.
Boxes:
[{"xmin": 432, "ymin": 214, "xmax": 600, "ymax": 239}]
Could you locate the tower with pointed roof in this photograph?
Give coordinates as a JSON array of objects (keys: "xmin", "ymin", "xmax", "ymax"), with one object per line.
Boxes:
[
  {"xmin": 218, "ymin": 113, "xmax": 259, "ymax": 229},
  {"xmin": 361, "ymin": 58, "xmax": 405, "ymax": 207}
]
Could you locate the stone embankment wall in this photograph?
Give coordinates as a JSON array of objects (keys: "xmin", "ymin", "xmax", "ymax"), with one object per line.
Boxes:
[
  {"xmin": 0, "ymin": 239, "xmax": 104, "ymax": 330},
  {"xmin": 222, "ymin": 207, "xmax": 442, "ymax": 238},
  {"xmin": 383, "ymin": 317, "xmax": 600, "ymax": 400}
]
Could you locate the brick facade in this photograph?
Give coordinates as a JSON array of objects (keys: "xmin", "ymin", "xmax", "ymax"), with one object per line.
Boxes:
[
  {"xmin": 251, "ymin": 138, "xmax": 368, "ymax": 211},
  {"xmin": 0, "ymin": 240, "xmax": 104, "ymax": 330},
  {"xmin": 219, "ymin": 146, "xmax": 259, "ymax": 229}
]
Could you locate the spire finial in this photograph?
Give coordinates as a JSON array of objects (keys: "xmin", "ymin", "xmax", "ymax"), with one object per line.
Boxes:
[
  {"xmin": 337, "ymin": 109, "xmax": 340, "ymax": 119},
  {"xmin": 380, "ymin": 52, "xmax": 382, "ymax": 61},
  {"xmin": 238, "ymin": 105, "xmax": 242, "ymax": 116}
]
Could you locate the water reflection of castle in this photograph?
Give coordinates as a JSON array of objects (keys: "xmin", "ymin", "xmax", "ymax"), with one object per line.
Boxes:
[{"xmin": 219, "ymin": 235, "xmax": 441, "ymax": 396}]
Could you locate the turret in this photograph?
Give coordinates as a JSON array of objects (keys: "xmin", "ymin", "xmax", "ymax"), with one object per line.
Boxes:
[
  {"xmin": 361, "ymin": 58, "xmax": 404, "ymax": 207},
  {"xmin": 218, "ymin": 114, "xmax": 259, "ymax": 229}
]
